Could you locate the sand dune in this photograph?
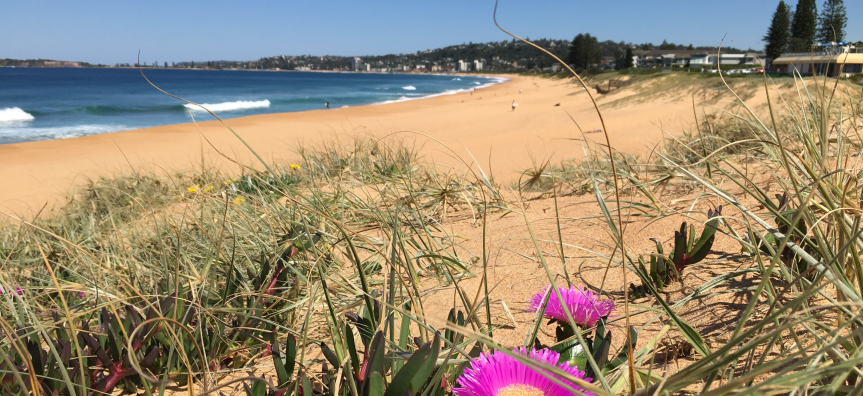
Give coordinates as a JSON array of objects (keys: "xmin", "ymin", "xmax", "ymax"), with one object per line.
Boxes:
[{"xmin": 0, "ymin": 73, "xmax": 787, "ymax": 216}]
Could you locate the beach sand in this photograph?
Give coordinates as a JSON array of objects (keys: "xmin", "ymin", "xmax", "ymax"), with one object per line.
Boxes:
[{"xmin": 0, "ymin": 74, "xmax": 770, "ymax": 216}]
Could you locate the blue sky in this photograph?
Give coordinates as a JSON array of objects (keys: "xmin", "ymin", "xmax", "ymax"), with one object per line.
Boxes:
[{"xmin": 2, "ymin": 0, "xmax": 860, "ymax": 64}]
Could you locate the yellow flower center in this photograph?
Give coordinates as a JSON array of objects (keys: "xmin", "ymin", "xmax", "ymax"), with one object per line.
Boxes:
[{"xmin": 496, "ymin": 384, "xmax": 544, "ymax": 396}]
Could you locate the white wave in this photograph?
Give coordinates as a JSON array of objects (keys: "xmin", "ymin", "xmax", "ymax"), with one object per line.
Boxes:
[
  {"xmin": 0, "ymin": 107, "xmax": 35, "ymax": 122},
  {"xmin": 0, "ymin": 124, "xmax": 129, "ymax": 142},
  {"xmin": 452, "ymin": 78, "xmax": 461, "ymax": 81},
  {"xmin": 402, "ymin": 86, "xmax": 416, "ymax": 90},
  {"xmin": 372, "ymin": 76, "xmax": 509, "ymax": 106},
  {"xmin": 184, "ymin": 100, "xmax": 270, "ymax": 112},
  {"xmin": 474, "ymin": 82, "xmax": 482, "ymax": 85}
]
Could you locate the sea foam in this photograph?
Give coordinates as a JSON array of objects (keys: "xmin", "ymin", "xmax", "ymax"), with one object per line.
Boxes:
[
  {"xmin": 0, "ymin": 124, "xmax": 128, "ymax": 144},
  {"xmin": 0, "ymin": 107, "xmax": 35, "ymax": 122},
  {"xmin": 184, "ymin": 100, "xmax": 270, "ymax": 112},
  {"xmin": 373, "ymin": 77, "xmax": 509, "ymax": 106},
  {"xmin": 402, "ymin": 86, "xmax": 417, "ymax": 90}
]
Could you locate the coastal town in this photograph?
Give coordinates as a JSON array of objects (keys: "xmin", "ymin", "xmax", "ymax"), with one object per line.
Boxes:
[{"xmin": 5, "ymin": 39, "xmax": 862, "ymax": 78}]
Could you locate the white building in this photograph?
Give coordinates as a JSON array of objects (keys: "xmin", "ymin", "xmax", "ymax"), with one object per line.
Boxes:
[
  {"xmin": 689, "ymin": 53, "xmax": 763, "ymax": 67},
  {"xmin": 773, "ymin": 42, "xmax": 863, "ymax": 76},
  {"xmin": 474, "ymin": 59, "xmax": 486, "ymax": 71},
  {"xmin": 351, "ymin": 57, "xmax": 365, "ymax": 72},
  {"xmin": 457, "ymin": 60, "xmax": 468, "ymax": 71}
]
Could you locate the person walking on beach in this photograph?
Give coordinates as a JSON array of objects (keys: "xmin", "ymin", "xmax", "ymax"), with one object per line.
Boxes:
[
  {"xmin": 325, "ymin": 101, "xmax": 329, "ymax": 109},
  {"xmin": 511, "ymin": 100, "xmax": 518, "ymax": 111}
]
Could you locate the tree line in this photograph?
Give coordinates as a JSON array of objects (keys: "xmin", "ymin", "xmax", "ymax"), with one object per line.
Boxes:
[{"xmin": 764, "ymin": 0, "xmax": 848, "ymax": 60}]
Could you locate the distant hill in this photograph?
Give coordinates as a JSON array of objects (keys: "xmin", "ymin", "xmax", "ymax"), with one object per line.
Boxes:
[
  {"xmin": 0, "ymin": 58, "xmax": 103, "ymax": 68},
  {"xmin": 2, "ymin": 38, "xmax": 754, "ymax": 72},
  {"xmin": 174, "ymin": 39, "xmax": 752, "ymax": 72}
]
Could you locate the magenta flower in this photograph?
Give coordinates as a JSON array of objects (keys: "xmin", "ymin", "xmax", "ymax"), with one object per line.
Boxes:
[
  {"xmin": 453, "ymin": 347, "xmax": 592, "ymax": 396},
  {"xmin": 0, "ymin": 287, "xmax": 23, "ymax": 296},
  {"xmin": 529, "ymin": 286, "xmax": 614, "ymax": 328}
]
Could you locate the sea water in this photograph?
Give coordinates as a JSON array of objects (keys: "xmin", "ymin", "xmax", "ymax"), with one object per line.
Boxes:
[{"xmin": 0, "ymin": 68, "xmax": 504, "ymax": 144}]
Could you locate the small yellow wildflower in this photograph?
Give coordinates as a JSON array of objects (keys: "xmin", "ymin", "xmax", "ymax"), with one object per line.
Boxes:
[
  {"xmin": 290, "ymin": 164, "xmax": 301, "ymax": 170},
  {"xmin": 233, "ymin": 196, "xmax": 246, "ymax": 205},
  {"xmin": 202, "ymin": 184, "xmax": 215, "ymax": 193},
  {"xmin": 223, "ymin": 178, "xmax": 235, "ymax": 185},
  {"xmin": 187, "ymin": 185, "xmax": 199, "ymax": 193}
]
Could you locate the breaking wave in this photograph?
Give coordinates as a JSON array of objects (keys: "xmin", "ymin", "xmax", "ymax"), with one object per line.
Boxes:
[
  {"xmin": 0, "ymin": 108, "xmax": 35, "ymax": 122},
  {"xmin": 184, "ymin": 100, "xmax": 271, "ymax": 112},
  {"xmin": 0, "ymin": 124, "xmax": 129, "ymax": 144},
  {"xmin": 374, "ymin": 77, "xmax": 509, "ymax": 105},
  {"xmin": 402, "ymin": 86, "xmax": 416, "ymax": 90}
]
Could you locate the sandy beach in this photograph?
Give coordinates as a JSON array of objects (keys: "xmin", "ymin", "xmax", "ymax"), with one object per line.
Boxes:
[{"xmin": 0, "ymin": 73, "xmax": 765, "ymax": 216}]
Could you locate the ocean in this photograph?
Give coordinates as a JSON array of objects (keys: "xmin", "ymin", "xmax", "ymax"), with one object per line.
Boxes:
[{"xmin": 0, "ymin": 68, "xmax": 503, "ymax": 145}]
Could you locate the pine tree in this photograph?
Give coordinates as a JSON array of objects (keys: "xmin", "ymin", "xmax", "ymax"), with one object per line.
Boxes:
[
  {"xmin": 568, "ymin": 34, "xmax": 603, "ymax": 69},
  {"xmin": 659, "ymin": 40, "xmax": 677, "ymax": 50},
  {"xmin": 817, "ymin": 0, "xmax": 847, "ymax": 42},
  {"xmin": 568, "ymin": 34, "xmax": 586, "ymax": 68},
  {"xmin": 790, "ymin": 0, "xmax": 818, "ymax": 52},
  {"xmin": 764, "ymin": 1, "xmax": 791, "ymax": 60},
  {"xmin": 624, "ymin": 47, "xmax": 634, "ymax": 69}
]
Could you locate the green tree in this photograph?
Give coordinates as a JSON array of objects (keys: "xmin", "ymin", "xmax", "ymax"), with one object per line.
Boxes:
[
  {"xmin": 568, "ymin": 34, "xmax": 585, "ymax": 67},
  {"xmin": 817, "ymin": 0, "xmax": 847, "ymax": 42},
  {"xmin": 625, "ymin": 47, "xmax": 634, "ymax": 69},
  {"xmin": 659, "ymin": 40, "xmax": 677, "ymax": 50},
  {"xmin": 568, "ymin": 33, "xmax": 602, "ymax": 69},
  {"xmin": 616, "ymin": 47, "xmax": 634, "ymax": 70},
  {"xmin": 764, "ymin": 1, "xmax": 792, "ymax": 60},
  {"xmin": 790, "ymin": 0, "xmax": 818, "ymax": 52}
]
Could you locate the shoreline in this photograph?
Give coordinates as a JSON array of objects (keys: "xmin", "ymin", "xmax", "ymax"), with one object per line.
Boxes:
[
  {"xmin": 0, "ymin": 74, "xmax": 523, "ymax": 216},
  {"xmin": 0, "ymin": 73, "xmax": 704, "ymax": 217},
  {"xmin": 0, "ymin": 70, "xmax": 509, "ymax": 144}
]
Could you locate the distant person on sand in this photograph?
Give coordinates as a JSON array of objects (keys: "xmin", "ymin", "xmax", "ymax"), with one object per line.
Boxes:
[
  {"xmin": 326, "ymin": 101, "xmax": 329, "ymax": 109},
  {"xmin": 519, "ymin": 89, "xmax": 522, "ymax": 94},
  {"xmin": 512, "ymin": 100, "xmax": 518, "ymax": 111}
]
